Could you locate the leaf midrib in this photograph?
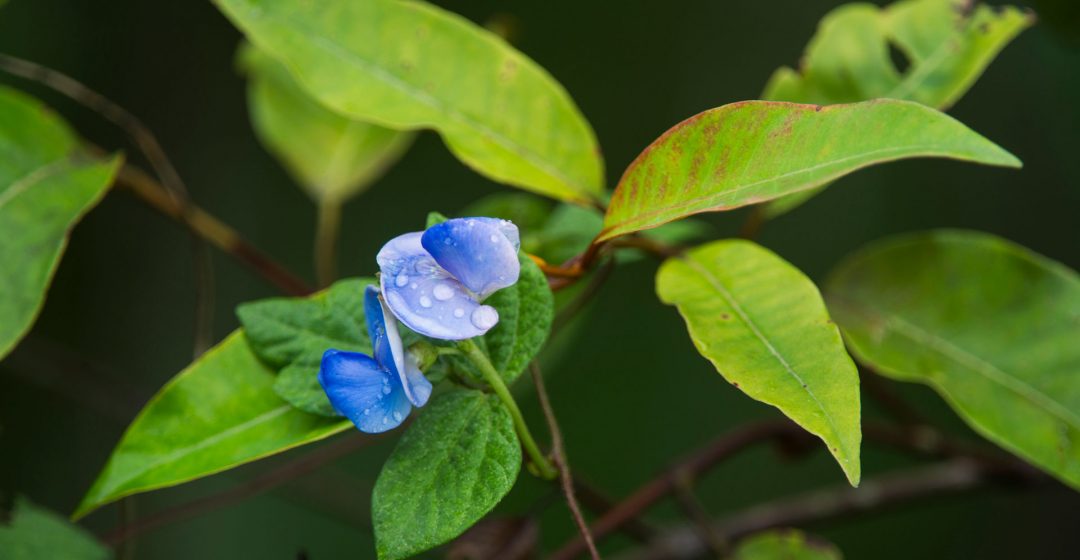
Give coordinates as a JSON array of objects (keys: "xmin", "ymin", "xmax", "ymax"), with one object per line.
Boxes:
[
  {"xmin": 845, "ymin": 299, "xmax": 1080, "ymax": 430},
  {"xmin": 682, "ymin": 255, "xmax": 852, "ymax": 462},
  {"xmin": 233, "ymin": 0, "xmax": 595, "ymax": 198},
  {"xmin": 607, "ymin": 141, "xmax": 994, "ymax": 236}
]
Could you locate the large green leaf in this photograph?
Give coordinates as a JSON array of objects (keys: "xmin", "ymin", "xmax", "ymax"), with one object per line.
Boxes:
[
  {"xmin": 446, "ymin": 253, "xmax": 553, "ymax": 383},
  {"xmin": 0, "ymin": 86, "xmax": 121, "ymax": 360},
  {"xmin": 372, "ymin": 389, "xmax": 520, "ymax": 560},
  {"xmin": 214, "ymin": 0, "xmax": 604, "ymax": 204},
  {"xmin": 0, "ymin": 497, "xmax": 111, "ymax": 560},
  {"xmin": 733, "ymin": 529, "xmax": 842, "ymax": 560},
  {"xmin": 599, "ymin": 99, "xmax": 1018, "ymax": 241},
  {"xmin": 238, "ymin": 278, "xmax": 374, "ymax": 415},
  {"xmin": 239, "ymin": 44, "xmax": 414, "ymax": 203},
  {"xmin": 657, "ymin": 240, "xmax": 861, "ymax": 485},
  {"xmin": 74, "ymin": 331, "xmax": 351, "ymax": 519},
  {"xmin": 827, "ymin": 230, "xmax": 1080, "ymax": 489},
  {"xmin": 761, "ymin": 0, "xmax": 1031, "ymax": 217}
]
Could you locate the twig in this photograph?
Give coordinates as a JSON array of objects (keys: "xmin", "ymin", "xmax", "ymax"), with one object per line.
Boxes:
[
  {"xmin": 670, "ymin": 474, "xmax": 727, "ymax": 558},
  {"xmin": 103, "ymin": 433, "xmax": 373, "ymax": 546},
  {"xmin": 530, "ymin": 363, "xmax": 600, "ymax": 559},
  {"xmin": 616, "ymin": 458, "xmax": 1042, "ymax": 560},
  {"xmin": 116, "ymin": 165, "xmax": 312, "ymax": 296},
  {"xmin": 314, "ymin": 198, "xmax": 342, "ymax": 288},
  {"xmin": 737, "ymin": 207, "xmax": 765, "ymax": 240},
  {"xmin": 0, "ymin": 53, "xmax": 216, "ymax": 358},
  {"xmin": 550, "ymin": 420, "xmax": 809, "ymax": 560},
  {"xmin": 571, "ymin": 480, "xmax": 657, "ymax": 544}
]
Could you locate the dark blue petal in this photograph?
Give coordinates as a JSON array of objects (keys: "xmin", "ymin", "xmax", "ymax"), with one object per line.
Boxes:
[
  {"xmin": 421, "ymin": 217, "xmax": 520, "ymax": 299},
  {"xmin": 318, "ymin": 349, "xmax": 411, "ymax": 433},
  {"xmin": 377, "ymin": 231, "xmax": 499, "ymax": 340}
]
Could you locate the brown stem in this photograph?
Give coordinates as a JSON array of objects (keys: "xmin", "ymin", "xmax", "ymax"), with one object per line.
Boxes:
[
  {"xmin": 737, "ymin": 207, "xmax": 765, "ymax": 240},
  {"xmin": 116, "ymin": 165, "xmax": 312, "ymax": 296},
  {"xmin": 552, "ymin": 259, "xmax": 615, "ymax": 335},
  {"xmin": 550, "ymin": 421, "xmax": 809, "ymax": 560},
  {"xmin": 670, "ymin": 474, "xmax": 727, "ymax": 558},
  {"xmin": 0, "ymin": 53, "xmax": 217, "ymax": 357},
  {"xmin": 531, "ymin": 363, "xmax": 600, "ymax": 559},
  {"xmin": 102, "ymin": 433, "xmax": 373, "ymax": 546},
  {"xmin": 617, "ymin": 459, "xmax": 1042, "ymax": 560},
  {"xmin": 609, "ymin": 235, "xmax": 681, "ymax": 259},
  {"xmin": 570, "ymin": 479, "xmax": 657, "ymax": 544}
]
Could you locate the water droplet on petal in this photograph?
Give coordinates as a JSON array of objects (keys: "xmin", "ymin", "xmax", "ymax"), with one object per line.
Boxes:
[
  {"xmin": 410, "ymin": 283, "xmax": 418, "ymax": 289},
  {"xmin": 419, "ymin": 296, "xmax": 433, "ymax": 308},
  {"xmin": 433, "ymin": 283, "xmax": 454, "ymax": 301},
  {"xmin": 382, "ymin": 416, "xmax": 390, "ymax": 424},
  {"xmin": 392, "ymin": 411, "xmax": 403, "ymax": 422},
  {"xmin": 363, "ymin": 408, "xmax": 371, "ymax": 415},
  {"xmin": 489, "ymin": 234, "xmax": 499, "ymax": 243},
  {"xmin": 395, "ymin": 273, "xmax": 409, "ymax": 288},
  {"xmin": 444, "ymin": 237, "xmax": 453, "ymax": 245},
  {"xmin": 453, "ymin": 308, "xmax": 465, "ymax": 318},
  {"xmin": 471, "ymin": 306, "xmax": 498, "ymax": 330}
]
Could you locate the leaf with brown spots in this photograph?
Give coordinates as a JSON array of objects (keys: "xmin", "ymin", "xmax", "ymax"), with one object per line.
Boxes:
[
  {"xmin": 761, "ymin": 0, "xmax": 1032, "ymax": 217},
  {"xmin": 600, "ymin": 99, "xmax": 1018, "ymax": 241}
]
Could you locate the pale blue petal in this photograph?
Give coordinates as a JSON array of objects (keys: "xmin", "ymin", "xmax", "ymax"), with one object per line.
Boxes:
[
  {"xmin": 377, "ymin": 231, "xmax": 499, "ymax": 340},
  {"xmin": 421, "ymin": 217, "xmax": 520, "ymax": 299},
  {"xmin": 403, "ymin": 352, "xmax": 433, "ymax": 407},
  {"xmin": 318, "ymin": 349, "xmax": 411, "ymax": 433}
]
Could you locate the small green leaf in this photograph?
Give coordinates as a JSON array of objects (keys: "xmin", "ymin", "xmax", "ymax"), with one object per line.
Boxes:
[
  {"xmin": 373, "ymin": 389, "xmax": 520, "ymax": 560},
  {"xmin": 827, "ymin": 230, "xmax": 1080, "ymax": 489},
  {"xmin": 214, "ymin": 0, "xmax": 604, "ymax": 204},
  {"xmin": 75, "ymin": 331, "xmax": 350, "ymax": 519},
  {"xmin": 446, "ymin": 254, "xmax": 553, "ymax": 383},
  {"xmin": 733, "ymin": 529, "xmax": 842, "ymax": 560},
  {"xmin": 761, "ymin": 0, "xmax": 1032, "ymax": 217},
  {"xmin": 237, "ymin": 278, "xmax": 373, "ymax": 415},
  {"xmin": 0, "ymin": 497, "xmax": 111, "ymax": 560},
  {"xmin": 0, "ymin": 86, "xmax": 122, "ymax": 360},
  {"xmin": 239, "ymin": 43, "xmax": 414, "ymax": 203},
  {"xmin": 657, "ymin": 240, "xmax": 861, "ymax": 485},
  {"xmin": 600, "ymin": 99, "xmax": 1018, "ymax": 241},
  {"xmin": 426, "ymin": 211, "xmax": 450, "ymax": 229}
]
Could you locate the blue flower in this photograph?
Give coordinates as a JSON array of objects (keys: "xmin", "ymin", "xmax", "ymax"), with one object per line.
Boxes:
[
  {"xmin": 376, "ymin": 217, "xmax": 521, "ymax": 340},
  {"xmin": 318, "ymin": 285, "xmax": 433, "ymax": 433}
]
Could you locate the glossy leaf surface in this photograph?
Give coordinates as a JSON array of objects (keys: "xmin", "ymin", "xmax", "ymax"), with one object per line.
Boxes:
[
  {"xmin": 0, "ymin": 87, "xmax": 121, "ymax": 359},
  {"xmin": 214, "ymin": 0, "xmax": 604, "ymax": 203},
  {"xmin": 658, "ymin": 240, "xmax": 861, "ymax": 485},
  {"xmin": 827, "ymin": 230, "xmax": 1080, "ymax": 489},
  {"xmin": 600, "ymin": 99, "xmax": 1018, "ymax": 241},
  {"xmin": 75, "ymin": 331, "xmax": 351, "ymax": 518}
]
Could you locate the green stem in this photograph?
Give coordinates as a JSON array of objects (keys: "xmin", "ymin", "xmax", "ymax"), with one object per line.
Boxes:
[
  {"xmin": 314, "ymin": 198, "xmax": 342, "ymax": 289},
  {"xmin": 458, "ymin": 339, "xmax": 557, "ymax": 480}
]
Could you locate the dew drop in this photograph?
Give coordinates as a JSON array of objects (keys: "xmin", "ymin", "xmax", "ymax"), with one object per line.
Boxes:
[
  {"xmin": 444, "ymin": 237, "xmax": 453, "ymax": 245},
  {"xmin": 392, "ymin": 411, "xmax": 403, "ymax": 422},
  {"xmin": 363, "ymin": 408, "xmax": 371, "ymax": 415},
  {"xmin": 410, "ymin": 283, "xmax": 418, "ymax": 290},
  {"xmin": 395, "ymin": 273, "xmax": 409, "ymax": 288},
  {"xmin": 419, "ymin": 296, "xmax": 433, "ymax": 308},
  {"xmin": 489, "ymin": 234, "xmax": 499, "ymax": 243},
  {"xmin": 471, "ymin": 306, "xmax": 498, "ymax": 330},
  {"xmin": 382, "ymin": 416, "xmax": 390, "ymax": 424},
  {"xmin": 433, "ymin": 283, "xmax": 454, "ymax": 301},
  {"xmin": 453, "ymin": 308, "xmax": 465, "ymax": 318}
]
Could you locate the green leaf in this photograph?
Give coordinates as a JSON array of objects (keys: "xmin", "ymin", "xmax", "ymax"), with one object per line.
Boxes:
[
  {"xmin": 446, "ymin": 253, "xmax": 553, "ymax": 383},
  {"xmin": 373, "ymin": 389, "xmax": 520, "ymax": 560},
  {"xmin": 214, "ymin": 0, "xmax": 604, "ymax": 204},
  {"xmin": 763, "ymin": 0, "xmax": 1032, "ymax": 110},
  {"xmin": 0, "ymin": 86, "xmax": 122, "ymax": 360},
  {"xmin": 826, "ymin": 230, "xmax": 1080, "ymax": 489},
  {"xmin": 733, "ymin": 529, "xmax": 842, "ymax": 560},
  {"xmin": 237, "ymin": 278, "xmax": 373, "ymax": 415},
  {"xmin": 761, "ymin": 0, "xmax": 1032, "ymax": 217},
  {"xmin": 599, "ymin": 99, "xmax": 1018, "ymax": 241},
  {"xmin": 0, "ymin": 497, "xmax": 111, "ymax": 560},
  {"xmin": 239, "ymin": 43, "xmax": 414, "ymax": 203},
  {"xmin": 74, "ymin": 331, "xmax": 350, "ymax": 519},
  {"xmin": 657, "ymin": 240, "xmax": 861, "ymax": 485}
]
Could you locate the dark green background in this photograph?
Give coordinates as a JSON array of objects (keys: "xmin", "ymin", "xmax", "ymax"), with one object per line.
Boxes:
[{"xmin": 2, "ymin": 0, "xmax": 1078, "ymax": 558}]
